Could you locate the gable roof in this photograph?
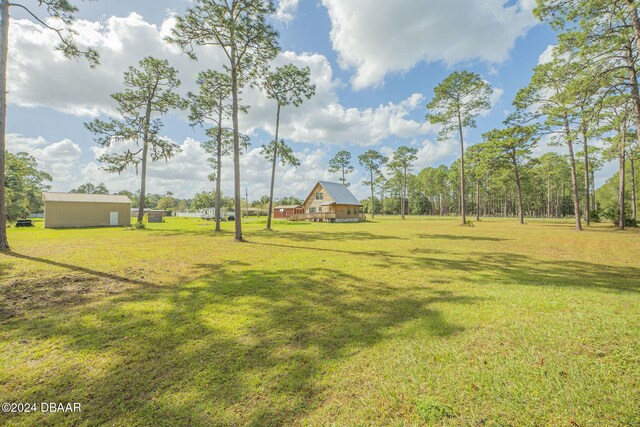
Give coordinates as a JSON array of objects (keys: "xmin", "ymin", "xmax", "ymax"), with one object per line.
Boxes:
[
  {"xmin": 317, "ymin": 181, "xmax": 362, "ymax": 205},
  {"xmin": 43, "ymin": 192, "xmax": 132, "ymax": 204}
]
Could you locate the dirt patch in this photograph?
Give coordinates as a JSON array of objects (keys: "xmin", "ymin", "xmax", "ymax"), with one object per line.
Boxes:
[{"xmin": 0, "ymin": 273, "xmax": 136, "ymax": 322}]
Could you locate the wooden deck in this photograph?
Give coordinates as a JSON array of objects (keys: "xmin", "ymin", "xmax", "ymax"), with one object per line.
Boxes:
[{"xmin": 288, "ymin": 212, "xmax": 364, "ymax": 222}]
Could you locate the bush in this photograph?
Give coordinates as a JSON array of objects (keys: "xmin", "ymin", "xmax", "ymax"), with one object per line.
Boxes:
[
  {"xmin": 589, "ymin": 210, "xmax": 601, "ymax": 223},
  {"xmin": 600, "ymin": 208, "xmax": 638, "ymax": 227},
  {"xmin": 134, "ymin": 222, "xmax": 146, "ymax": 230},
  {"xmin": 600, "ymin": 207, "xmax": 618, "ymax": 224}
]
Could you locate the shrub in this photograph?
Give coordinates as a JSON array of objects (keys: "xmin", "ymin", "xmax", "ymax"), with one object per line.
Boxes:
[{"xmin": 601, "ymin": 208, "xmax": 638, "ymax": 227}]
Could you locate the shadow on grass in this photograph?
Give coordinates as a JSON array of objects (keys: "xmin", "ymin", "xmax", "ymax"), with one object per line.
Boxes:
[
  {"xmin": 149, "ymin": 227, "xmax": 406, "ymax": 242},
  {"xmin": 1, "ymin": 266, "xmax": 475, "ymax": 426},
  {"xmin": 248, "ymin": 241, "xmax": 640, "ymax": 294},
  {"xmin": 416, "ymin": 233, "xmax": 509, "ymax": 242}
]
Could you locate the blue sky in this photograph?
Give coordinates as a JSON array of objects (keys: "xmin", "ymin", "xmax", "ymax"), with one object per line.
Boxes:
[{"xmin": 7, "ymin": 0, "xmax": 581, "ymax": 201}]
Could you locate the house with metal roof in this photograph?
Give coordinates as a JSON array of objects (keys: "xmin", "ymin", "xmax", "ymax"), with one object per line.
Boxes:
[
  {"xmin": 42, "ymin": 192, "xmax": 132, "ymax": 228},
  {"xmin": 290, "ymin": 181, "xmax": 363, "ymax": 222}
]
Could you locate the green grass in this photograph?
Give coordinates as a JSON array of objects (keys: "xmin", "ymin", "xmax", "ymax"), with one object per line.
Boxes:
[{"xmin": 1, "ymin": 216, "xmax": 639, "ymax": 426}]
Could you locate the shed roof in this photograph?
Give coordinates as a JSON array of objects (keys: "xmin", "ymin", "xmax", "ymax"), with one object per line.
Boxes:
[
  {"xmin": 43, "ymin": 192, "xmax": 132, "ymax": 204},
  {"xmin": 317, "ymin": 181, "xmax": 362, "ymax": 206},
  {"xmin": 274, "ymin": 205, "xmax": 302, "ymax": 209}
]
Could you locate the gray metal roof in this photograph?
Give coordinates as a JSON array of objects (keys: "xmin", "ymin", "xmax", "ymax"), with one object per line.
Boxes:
[
  {"xmin": 43, "ymin": 192, "xmax": 132, "ymax": 204},
  {"xmin": 318, "ymin": 181, "xmax": 362, "ymax": 206}
]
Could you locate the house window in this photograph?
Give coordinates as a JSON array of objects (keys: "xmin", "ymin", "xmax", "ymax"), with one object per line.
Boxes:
[
  {"xmin": 309, "ymin": 207, "xmax": 316, "ymax": 213},
  {"xmin": 347, "ymin": 208, "xmax": 351, "ymax": 215},
  {"xmin": 318, "ymin": 206, "xmax": 323, "ymax": 212},
  {"xmin": 315, "ymin": 192, "xmax": 324, "ymax": 200}
]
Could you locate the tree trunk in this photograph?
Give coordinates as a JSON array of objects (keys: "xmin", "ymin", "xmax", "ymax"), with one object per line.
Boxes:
[
  {"xmin": 404, "ymin": 168, "xmax": 408, "ymax": 218},
  {"xmin": 630, "ymin": 153, "xmax": 637, "ymax": 222},
  {"xmin": 626, "ymin": 1, "xmax": 640, "ymax": 54},
  {"xmin": 138, "ymin": 101, "xmax": 154, "ymax": 226},
  {"xmin": 503, "ymin": 192, "xmax": 507, "ymax": 217},
  {"xmin": 476, "ymin": 179, "xmax": 480, "ymax": 221},
  {"xmin": 0, "ymin": 0, "xmax": 9, "ymax": 250},
  {"xmin": 230, "ymin": 48, "xmax": 242, "ymax": 241},
  {"xmin": 581, "ymin": 124, "xmax": 590, "ymax": 225},
  {"xmin": 266, "ymin": 104, "xmax": 280, "ymax": 231},
  {"xmin": 619, "ymin": 126, "xmax": 626, "ymax": 230},
  {"xmin": 370, "ymin": 169, "xmax": 375, "ymax": 218},
  {"xmin": 214, "ymin": 117, "xmax": 223, "ymax": 232},
  {"xmin": 138, "ymin": 142, "xmax": 149, "ymax": 225},
  {"xmin": 563, "ymin": 116, "xmax": 582, "ymax": 231},
  {"xmin": 400, "ymin": 174, "xmax": 405, "ymax": 219},
  {"xmin": 512, "ymin": 154, "xmax": 524, "ymax": 225},
  {"xmin": 591, "ymin": 169, "xmax": 596, "ymax": 211},
  {"xmin": 457, "ymin": 113, "xmax": 466, "ymax": 224},
  {"xmin": 547, "ymin": 170, "xmax": 551, "ymax": 218}
]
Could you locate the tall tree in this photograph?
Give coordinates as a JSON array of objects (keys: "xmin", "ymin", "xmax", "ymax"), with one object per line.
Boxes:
[
  {"xmin": 465, "ymin": 143, "xmax": 496, "ymax": 221},
  {"xmin": 86, "ymin": 57, "xmax": 186, "ymax": 227},
  {"xmin": 515, "ymin": 58, "xmax": 585, "ymax": 230},
  {"xmin": 260, "ymin": 140, "xmax": 300, "ymax": 225},
  {"xmin": 6, "ymin": 151, "xmax": 51, "ymax": 220},
  {"xmin": 169, "ymin": 0, "xmax": 280, "ymax": 241},
  {"xmin": 388, "ymin": 146, "xmax": 418, "ymax": 220},
  {"xmin": 482, "ymin": 124, "xmax": 538, "ymax": 224},
  {"xmin": 261, "ymin": 64, "xmax": 315, "ymax": 231},
  {"xmin": 189, "ymin": 70, "xmax": 235, "ymax": 232},
  {"xmin": 427, "ymin": 71, "xmax": 493, "ymax": 225},
  {"xmin": 375, "ymin": 174, "xmax": 389, "ymax": 215},
  {"xmin": 328, "ymin": 150, "xmax": 354, "ymax": 186},
  {"xmin": 0, "ymin": 0, "xmax": 98, "ymax": 250},
  {"xmin": 358, "ymin": 149, "xmax": 387, "ymax": 219},
  {"xmin": 600, "ymin": 94, "xmax": 634, "ymax": 229}
]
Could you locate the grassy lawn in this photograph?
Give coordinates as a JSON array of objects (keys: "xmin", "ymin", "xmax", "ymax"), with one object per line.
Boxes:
[{"xmin": 1, "ymin": 216, "xmax": 639, "ymax": 426}]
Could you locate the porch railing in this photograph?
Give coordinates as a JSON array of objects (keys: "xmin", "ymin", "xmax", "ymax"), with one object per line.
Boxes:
[
  {"xmin": 288, "ymin": 212, "xmax": 365, "ymax": 222},
  {"xmin": 289, "ymin": 212, "xmax": 337, "ymax": 221}
]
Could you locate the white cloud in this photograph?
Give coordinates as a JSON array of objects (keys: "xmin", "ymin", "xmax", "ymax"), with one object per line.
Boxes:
[
  {"xmin": 8, "ymin": 13, "xmax": 433, "ymax": 147},
  {"xmin": 86, "ymin": 140, "xmax": 365, "ymax": 200},
  {"xmin": 322, "ymin": 0, "xmax": 537, "ymax": 89},
  {"xmin": 275, "ymin": 0, "xmax": 300, "ymax": 23},
  {"xmin": 8, "ymin": 134, "xmax": 82, "ymax": 185},
  {"xmin": 8, "ymin": 132, "xmax": 367, "ymax": 200},
  {"xmin": 538, "ymin": 45, "xmax": 556, "ymax": 64}
]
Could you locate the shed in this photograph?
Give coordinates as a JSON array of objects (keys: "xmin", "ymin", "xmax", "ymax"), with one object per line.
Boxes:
[
  {"xmin": 273, "ymin": 205, "xmax": 304, "ymax": 219},
  {"xmin": 43, "ymin": 192, "xmax": 132, "ymax": 228}
]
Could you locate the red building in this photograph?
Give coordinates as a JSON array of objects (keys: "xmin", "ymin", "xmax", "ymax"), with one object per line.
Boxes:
[{"xmin": 273, "ymin": 205, "xmax": 304, "ymax": 219}]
